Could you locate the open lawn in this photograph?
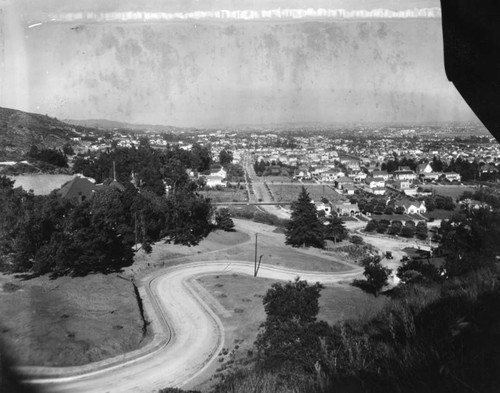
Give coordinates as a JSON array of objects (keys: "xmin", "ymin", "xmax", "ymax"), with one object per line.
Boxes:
[
  {"xmin": 267, "ymin": 184, "xmax": 345, "ymax": 203},
  {"xmin": 132, "ymin": 221, "xmax": 353, "ymax": 277},
  {"xmin": 193, "ymin": 273, "xmax": 388, "ymax": 389},
  {"xmin": 422, "ymin": 208, "xmax": 455, "ymax": 220},
  {"xmin": 431, "ymin": 184, "xmax": 477, "ymax": 200},
  {"xmin": 0, "ymin": 274, "xmax": 146, "ymax": 367},
  {"xmin": 199, "ymin": 188, "xmax": 248, "ymax": 203}
]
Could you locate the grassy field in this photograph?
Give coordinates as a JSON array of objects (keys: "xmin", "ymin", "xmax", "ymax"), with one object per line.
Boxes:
[
  {"xmin": 194, "ymin": 273, "xmax": 388, "ymax": 389},
  {"xmin": 422, "ymin": 208, "xmax": 455, "ymax": 220},
  {"xmin": 267, "ymin": 184, "xmax": 345, "ymax": 203},
  {"xmin": 0, "ymin": 274, "xmax": 146, "ymax": 367},
  {"xmin": 199, "ymin": 188, "xmax": 248, "ymax": 203},
  {"xmin": 431, "ymin": 184, "xmax": 477, "ymax": 199}
]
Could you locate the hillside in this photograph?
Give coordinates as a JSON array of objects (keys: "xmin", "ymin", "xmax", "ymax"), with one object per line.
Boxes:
[{"xmin": 0, "ymin": 107, "xmax": 81, "ymax": 160}]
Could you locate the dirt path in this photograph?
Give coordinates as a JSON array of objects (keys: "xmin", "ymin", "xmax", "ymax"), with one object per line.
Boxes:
[{"xmin": 26, "ymin": 261, "xmax": 362, "ymax": 393}]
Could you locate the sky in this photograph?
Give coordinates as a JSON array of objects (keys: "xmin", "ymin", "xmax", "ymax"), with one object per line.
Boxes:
[{"xmin": 0, "ymin": 0, "xmax": 477, "ymax": 127}]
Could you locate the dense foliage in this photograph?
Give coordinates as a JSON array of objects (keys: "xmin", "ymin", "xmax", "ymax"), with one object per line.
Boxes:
[
  {"xmin": 73, "ymin": 143, "xmax": 211, "ymax": 194},
  {"xmin": 255, "ymin": 278, "xmax": 329, "ymax": 373},
  {"xmin": 26, "ymin": 145, "xmax": 68, "ymax": 167},
  {"xmin": 438, "ymin": 207, "xmax": 500, "ymax": 277},
  {"xmin": 0, "ymin": 144, "xmax": 214, "ymax": 277}
]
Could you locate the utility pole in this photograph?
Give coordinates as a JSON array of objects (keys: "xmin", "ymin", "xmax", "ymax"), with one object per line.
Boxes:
[
  {"xmin": 134, "ymin": 212, "xmax": 138, "ymax": 251},
  {"xmin": 254, "ymin": 233, "xmax": 258, "ymax": 277}
]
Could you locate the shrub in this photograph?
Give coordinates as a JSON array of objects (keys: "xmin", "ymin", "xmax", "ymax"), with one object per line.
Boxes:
[{"xmin": 350, "ymin": 235, "xmax": 364, "ymax": 245}]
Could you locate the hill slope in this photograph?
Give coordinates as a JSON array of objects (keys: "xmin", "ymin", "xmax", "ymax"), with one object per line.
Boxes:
[{"xmin": 0, "ymin": 107, "xmax": 81, "ymax": 160}]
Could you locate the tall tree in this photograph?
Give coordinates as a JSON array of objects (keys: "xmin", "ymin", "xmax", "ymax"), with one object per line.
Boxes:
[{"xmin": 285, "ymin": 187, "xmax": 324, "ymax": 248}]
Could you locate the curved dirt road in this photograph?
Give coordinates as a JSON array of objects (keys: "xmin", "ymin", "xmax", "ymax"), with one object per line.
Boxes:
[{"xmin": 28, "ymin": 261, "xmax": 362, "ymax": 393}]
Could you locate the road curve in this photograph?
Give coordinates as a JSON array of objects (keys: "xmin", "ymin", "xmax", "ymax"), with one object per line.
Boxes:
[{"xmin": 27, "ymin": 261, "xmax": 362, "ymax": 393}]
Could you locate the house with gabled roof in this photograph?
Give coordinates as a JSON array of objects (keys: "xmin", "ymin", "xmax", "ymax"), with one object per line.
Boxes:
[
  {"xmin": 416, "ymin": 163, "xmax": 433, "ymax": 174},
  {"xmin": 394, "ymin": 198, "xmax": 426, "ymax": 214},
  {"xmin": 371, "ymin": 170, "xmax": 390, "ymax": 181},
  {"xmin": 57, "ymin": 176, "xmax": 101, "ymax": 203}
]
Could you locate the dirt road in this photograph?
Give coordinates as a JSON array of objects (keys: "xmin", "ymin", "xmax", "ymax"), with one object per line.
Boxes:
[
  {"xmin": 25, "ymin": 219, "xmax": 407, "ymax": 393},
  {"xmin": 27, "ymin": 261, "xmax": 362, "ymax": 393}
]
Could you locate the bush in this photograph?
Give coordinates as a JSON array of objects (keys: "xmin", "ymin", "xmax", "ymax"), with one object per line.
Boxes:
[
  {"xmin": 350, "ymin": 235, "xmax": 364, "ymax": 245},
  {"xmin": 215, "ymin": 208, "xmax": 235, "ymax": 231}
]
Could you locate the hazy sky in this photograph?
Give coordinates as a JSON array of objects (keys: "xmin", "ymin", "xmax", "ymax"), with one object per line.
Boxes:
[{"xmin": 0, "ymin": 0, "xmax": 477, "ymax": 127}]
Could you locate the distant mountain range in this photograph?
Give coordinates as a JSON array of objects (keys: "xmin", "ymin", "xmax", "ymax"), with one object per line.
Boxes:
[
  {"xmin": 64, "ymin": 118, "xmax": 184, "ymax": 133},
  {"xmin": 0, "ymin": 107, "xmax": 86, "ymax": 161}
]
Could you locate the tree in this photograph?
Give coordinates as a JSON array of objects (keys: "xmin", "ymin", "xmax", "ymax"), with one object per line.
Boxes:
[
  {"xmin": 218, "ymin": 149, "xmax": 233, "ymax": 168},
  {"xmin": 190, "ymin": 143, "xmax": 212, "ymax": 172},
  {"xmin": 424, "ymin": 196, "xmax": 436, "ymax": 212},
  {"xmin": 285, "ymin": 187, "xmax": 324, "ymax": 248},
  {"xmin": 350, "ymin": 235, "xmax": 364, "ymax": 245},
  {"xmin": 439, "ymin": 208, "xmax": 500, "ymax": 277},
  {"xmin": 365, "ymin": 219, "xmax": 378, "ymax": 232},
  {"xmin": 377, "ymin": 219, "xmax": 390, "ymax": 234},
  {"xmin": 401, "ymin": 225, "xmax": 415, "ymax": 238},
  {"xmin": 397, "ymin": 258, "xmax": 441, "ymax": 285},
  {"xmin": 353, "ymin": 256, "xmax": 392, "ymax": 297},
  {"xmin": 395, "ymin": 205, "xmax": 405, "ymax": 214},
  {"xmin": 215, "ymin": 208, "xmax": 235, "ymax": 231},
  {"xmin": 388, "ymin": 220, "xmax": 403, "ymax": 236},
  {"xmin": 255, "ymin": 278, "xmax": 329, "ymax": 372},
  {"xmin": 323, "ymin": 216, "xmax": 348, "ymax": 244},
  {"xmin": 162, "ymin": 191, "xmax": 212, "ymax": 246},
  {"xmin": 415, "ymin": 221, "xmax": 428, "ymax": 240}
]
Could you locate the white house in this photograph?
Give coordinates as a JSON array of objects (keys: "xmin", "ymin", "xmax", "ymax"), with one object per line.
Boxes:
[
  {"xmin": 331, "ymin": 202, "xmax": 360, "ymax": 216},
  {"xmin": 393, "ymin": 169, "xmax": 417, "ymax": 181},
  {"xmin": 353, "ymin": 171, "xmax": 368, "ymax": 182},
  {"xmin": 416, "ymin": 163, "xmax": 433, "ymax": 174},
  {"xmin": 365, "ymin": 177, "xmax": 385, "ymax": 189},
  {"xmin": 315, "ymin": 202, "xmax": 332, "ymax": 216},
  {"xmin": 210, "ymin": 167, "xmax": 227, "ymax": 178},
  {"xmin": 320, "ymin": 169, "xmax": 344, "ymax": 182},
  {"xmin": 396, "ymin": 199, "xmax": 427, "ymax": 214},
  {"xmin": 205, "ymin": 175, "xmax": 226, "ymax": 188},
  {"xmin": 442, "ymin": 172, "xmax": 462, "ymax": 182}
]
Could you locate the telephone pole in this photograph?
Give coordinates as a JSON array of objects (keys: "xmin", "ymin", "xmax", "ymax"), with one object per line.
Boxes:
[{"xmin": 254, "ymin": 233, "xmax": 258, "ymax": 277}]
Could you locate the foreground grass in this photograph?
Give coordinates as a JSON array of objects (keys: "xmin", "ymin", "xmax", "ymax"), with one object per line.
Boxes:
[
  {"xmin": 191, "ymin": 274, "xmax": 387, "ymax": 390},
  {"xmin": 204, "ymin": 266, "xmax": 500, "ymax": 393},
  {"xmin": 0, "ymin": 274, "xmax": 146, "ymax": 367}
]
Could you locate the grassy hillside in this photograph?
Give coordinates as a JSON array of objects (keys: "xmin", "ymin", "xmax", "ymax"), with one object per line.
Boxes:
[{"xmin": 0, "ymin": 106, "xmax": 81, "ymax": 160}]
